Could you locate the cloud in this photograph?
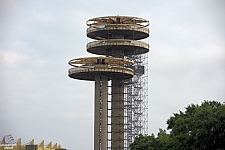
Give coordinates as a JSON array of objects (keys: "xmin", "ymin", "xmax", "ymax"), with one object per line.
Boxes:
[
  {"xmin": 34, "ymin": 59, "xmax": 45, "ymax": 66},
  {"xmin": 0, "ymin": 50, "xmax": 30, "ymax": 68},
  {"xmin": 59, "ymin": 112, "xmax": 92, "ymax": 119}
]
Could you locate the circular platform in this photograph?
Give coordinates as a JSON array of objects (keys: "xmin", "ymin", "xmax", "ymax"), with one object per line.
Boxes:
[
  {"xmin": 68, "ymin": 57, "xmax": 134, "ymax": 81},
  {"xmin": 87, "ymin": 24, "xmax": 149, "ymax": 40},
  {"xmin": 68, "ymin": 67, "xmax": 133, "ymax": 81},
  {"xmin": 87, "ymin": 39, "xmax": 149, "ymax": 56},
  {"xmin": 87, "ymin": 16, "xmax": 149, "ymax": 40}
]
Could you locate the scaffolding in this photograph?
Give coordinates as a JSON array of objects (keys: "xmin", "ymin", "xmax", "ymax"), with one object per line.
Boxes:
[{"xmin": 124, "ymin": 53, "xmax": 148, "ymax": 148}]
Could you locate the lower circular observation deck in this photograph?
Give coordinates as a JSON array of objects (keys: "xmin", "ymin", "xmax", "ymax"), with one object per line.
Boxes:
[
  {"xmin": 68, "ymin": 57, "xmax": 134, "ymax": 81},
  {"xmin": 87, "ymin": 39, "xmax": 149, "ymax": 56}
]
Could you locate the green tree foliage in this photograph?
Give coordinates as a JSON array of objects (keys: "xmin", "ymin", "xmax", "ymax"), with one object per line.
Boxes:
[
  {"xmin": 130, "ymin": 100, "xmax": 225, "ymax": 150},
  {"xmin": 129, "ymin": 133, "xmax": 161, "ymax": 150},
  {"xmin": 129, "ymin": 129, "xmax": 170, "ymax": 150}
]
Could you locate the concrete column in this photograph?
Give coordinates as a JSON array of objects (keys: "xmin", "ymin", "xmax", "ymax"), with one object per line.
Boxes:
[
  {"xmin": 111, "ymin": 79, "xmax": 124, "ymax": 150},
  {"xmin": 94, "ymin": 75, "xmax": 108, "ymax": 150}
]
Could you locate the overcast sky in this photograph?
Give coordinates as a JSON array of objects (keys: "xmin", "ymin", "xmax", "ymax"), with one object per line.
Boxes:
[{"xmin": 0, "ymin": 0, "xmax": 224, "ymax": 149}]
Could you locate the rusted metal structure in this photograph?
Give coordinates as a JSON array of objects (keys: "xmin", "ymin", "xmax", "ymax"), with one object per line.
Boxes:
[{"xmin": 68, "ymin": 16, "xmax": 150, "ymax": 150}]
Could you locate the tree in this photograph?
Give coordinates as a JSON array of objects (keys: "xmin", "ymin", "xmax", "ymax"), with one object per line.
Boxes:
[
  {"xmin": 167, "ymin": 100, "xmax": 225, "ymax": 149},
  {"xmin": 130, "ymin": 100, "xmax": 225, "ymax": 150},
  {"xmin": 129, "ymin": 133, "xmax": 159, "ymax": 150},
  {"xmin": 129, "ymin": 129, "xmax": 170, "ymax": 150}
]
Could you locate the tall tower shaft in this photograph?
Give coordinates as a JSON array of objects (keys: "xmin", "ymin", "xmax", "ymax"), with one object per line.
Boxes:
[{"xmin": 68, "ymin": 16, "xmax": 150, "ymax": 150}]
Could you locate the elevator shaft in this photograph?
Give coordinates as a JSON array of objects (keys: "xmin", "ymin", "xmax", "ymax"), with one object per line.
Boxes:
[
  {"xmin": 94, "ymin": 76, "xmax": 108, "ymax": 150},
  {"xmin": 111, "ymin": 79, "xmax": 124, "ymax": 149}
]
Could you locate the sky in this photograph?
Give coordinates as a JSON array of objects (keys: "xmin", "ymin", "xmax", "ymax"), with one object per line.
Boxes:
[{"xmin": 0, "ymin": 0, "xmax": 224, "ymax": 149}]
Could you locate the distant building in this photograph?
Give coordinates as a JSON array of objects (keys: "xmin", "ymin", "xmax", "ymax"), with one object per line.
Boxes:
[{"xmin": 0, "ymin": 135, "xmax": 66, "ymax": 150}]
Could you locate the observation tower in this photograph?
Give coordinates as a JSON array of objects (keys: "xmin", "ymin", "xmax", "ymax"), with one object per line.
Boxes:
[{"xmin": 68, "ymin": 16, "xmax": 150, "ymax": 150}]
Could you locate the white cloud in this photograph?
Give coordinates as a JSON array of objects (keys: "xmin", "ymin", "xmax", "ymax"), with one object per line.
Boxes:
[
  {"xmin": 0, "ymin": 50, "xmax": 30, "ymax": 68},
  {"xmin": 191, "ymin": 43, "xmax": 225, "ymax": 62},
  {"xmin": 34, "ymin": 59, "xmax": 45, "ymax": 66}
]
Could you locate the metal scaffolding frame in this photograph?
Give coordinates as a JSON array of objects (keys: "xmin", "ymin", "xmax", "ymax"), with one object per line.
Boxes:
[{"xmin": 124, "ymin": 53, "xmax": 148, "ymax": 148}]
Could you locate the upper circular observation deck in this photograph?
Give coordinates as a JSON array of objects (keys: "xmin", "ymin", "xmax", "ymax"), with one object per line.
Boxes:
[
  {"xmin": 68, "ymin": 57, "xmax": 134, "ymax": 81},
  {"xmin": 87, "ymin": 16, "xmax": 149, "ymax": 40}
]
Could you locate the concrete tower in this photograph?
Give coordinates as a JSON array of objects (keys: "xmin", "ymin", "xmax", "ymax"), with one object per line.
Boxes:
[{"xmin": 68, "ymin": 16, "xmax": 150, "ymax": 150}]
